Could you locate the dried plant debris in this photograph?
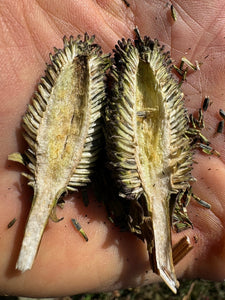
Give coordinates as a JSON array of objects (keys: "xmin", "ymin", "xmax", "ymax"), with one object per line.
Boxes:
[
  {"xmin": 170, "ymin": 5, "xmax": 177, "ymax": 21},
  {"xmin": 172, "ymin": 236, "xmax": 193, "ymax": 266},
  {"xmin": 181, "ymin": 57, "xmax": 198, "ymax": 71},
  {"xmin": 173, "ymin": 57, "xmax": 201, "ymax": 87},
  {"xmin": 8, "ymin": 34, "xmax": 110, "ymax": 272},
  {"xmin": 172, "ymin": 186, "xmax": 210, "ymax": 234},
  {"xmin": 71, "ymin": 218, "xmax": 88, "ymax": 242},
  {"xmin": 219, "ymin": 108, "xmax": 225, "ymax": 120},
  {"xmin": 187, "ymin": 109, "xmax": 220, "ymax": 156},
  {"xmin": 173, "ymin": 63, "xmax": 188, "ymax": 86},
  {"xmin": 105, "ymin": 29, "xmax": 196, "ymax": 293}
]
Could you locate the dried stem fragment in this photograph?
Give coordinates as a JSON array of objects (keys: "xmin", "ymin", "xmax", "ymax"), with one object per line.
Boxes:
[{"xmin": 172, "ymin": 236, "xmax": 193, "ymax": 265}]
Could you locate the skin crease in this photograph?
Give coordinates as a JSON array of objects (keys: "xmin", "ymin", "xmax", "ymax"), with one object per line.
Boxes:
[{"xmin": 0, "ymin": 0, "xmax": 225, "ymax": 296}]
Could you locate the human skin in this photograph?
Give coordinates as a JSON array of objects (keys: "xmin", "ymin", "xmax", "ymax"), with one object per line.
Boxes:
[{"xmin": 0, "ymin": 0, "xmax": 225, "ymax": 297}]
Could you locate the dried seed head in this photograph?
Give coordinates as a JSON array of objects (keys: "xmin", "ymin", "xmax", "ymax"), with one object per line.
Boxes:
[
  {"xmin": 8, "ymin": 34, "xmax": 111, "ymax": 272},
  {"xmin": 105, "ymin": 31, "xmax": 194, "ymax": 293}
]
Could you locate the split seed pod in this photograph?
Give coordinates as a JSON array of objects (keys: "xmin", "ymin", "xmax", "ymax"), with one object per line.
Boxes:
[
  {"xmin": 8, "ymin": 34, "xmax": 110, "ymax": 272},
  {"xmin": 105, "ymin": 30, "xmax": 194, "ymax": 293}
]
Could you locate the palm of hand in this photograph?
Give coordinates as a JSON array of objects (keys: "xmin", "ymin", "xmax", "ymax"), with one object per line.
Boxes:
[{"xmin": 0, "ymin": 0, "xmax": 225, "ymax": 297}]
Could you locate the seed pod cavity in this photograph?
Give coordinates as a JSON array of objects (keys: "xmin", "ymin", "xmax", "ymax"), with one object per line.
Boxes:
[
  {"xmin": 9, "ymin": 34, "xmax": 110, "ymax": 272},
  {"xmin": 105, "ymin": 34, "xmax": 194, "ymax": 292}
]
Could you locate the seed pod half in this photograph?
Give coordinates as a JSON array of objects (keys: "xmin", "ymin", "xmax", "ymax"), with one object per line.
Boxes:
[
  {"xmin": 8, "ymin": 34, "xmax": 110, "ymax": 272},
  {"xmin": 105, "ymin": 31, "xmax": 194, "ymax": 293}
]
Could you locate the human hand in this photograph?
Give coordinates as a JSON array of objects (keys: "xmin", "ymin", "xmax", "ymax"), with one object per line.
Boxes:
[{"xmin": 0, "ymin": 0, "xmax": 225, "ymax": 297}]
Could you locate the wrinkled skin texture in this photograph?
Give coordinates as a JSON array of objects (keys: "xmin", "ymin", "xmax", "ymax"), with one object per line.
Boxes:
[{"xmin": 0, "ymin": 0, "xmax": 225, "ymax": 297}]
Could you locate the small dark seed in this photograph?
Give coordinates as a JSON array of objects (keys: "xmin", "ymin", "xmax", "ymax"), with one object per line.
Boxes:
[
  {"xmin": 219, "ymin": 109, "xmax": 225, "ymax": 120},
  {"xmin": 122, "ymin": 0, "xmax": 130, "ymax": 7},
  {"xmin": 203, "ymin": 97, "xmax": 209, "ymax": 111},
  {"xmin": 7, "ymin": 218, "xmax": 16, "ymax": 228},
  {"xmin": 217, "ymin": 120, "xmax": 224, "ymax": 133}
]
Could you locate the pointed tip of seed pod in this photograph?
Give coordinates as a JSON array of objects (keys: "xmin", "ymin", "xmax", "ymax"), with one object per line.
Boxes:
[{"xmin": 159, "ymin": 267, "xmax": 179, "ymax": 294}]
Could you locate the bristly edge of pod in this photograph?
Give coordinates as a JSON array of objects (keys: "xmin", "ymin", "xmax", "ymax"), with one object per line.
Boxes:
[{"xmin": 106, "ymin": 30, "xmax": 194, "ymax": 199}]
